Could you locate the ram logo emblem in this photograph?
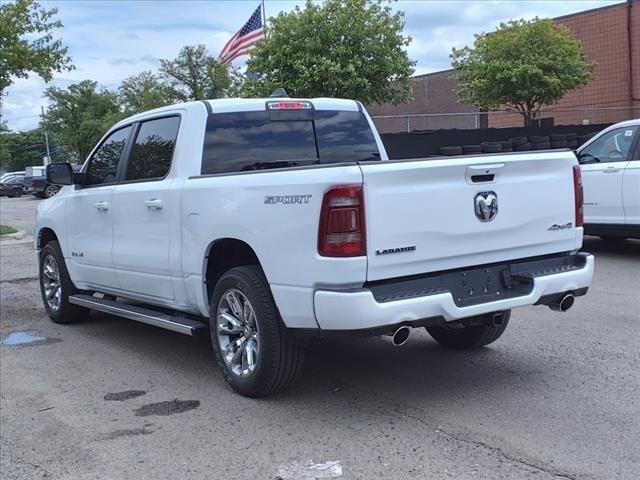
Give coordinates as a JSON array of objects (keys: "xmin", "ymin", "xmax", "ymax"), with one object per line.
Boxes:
[{"xmin": 474, "ymin": 191, "xmax": 498, "ymax": 222}]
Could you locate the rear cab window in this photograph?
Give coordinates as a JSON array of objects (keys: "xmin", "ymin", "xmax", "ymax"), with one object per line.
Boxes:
[{"xmin": 201, "ymin": 104, "xmax": 379, "ymax": 175}]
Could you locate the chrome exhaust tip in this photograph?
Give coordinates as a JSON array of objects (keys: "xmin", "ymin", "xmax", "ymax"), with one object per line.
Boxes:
[
  {"xmin": 391, "ymin": 326, "xmax": 411, "ymax": 347},
  {"xmin": 549, "ymin": 293, "xmax": 575, "ymax": 312}
]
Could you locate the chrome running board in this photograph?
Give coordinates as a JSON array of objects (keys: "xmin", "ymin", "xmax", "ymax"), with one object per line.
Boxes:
[{"xmin": 69, "ymin": 294, "xmax": 208, "ymax": 337}]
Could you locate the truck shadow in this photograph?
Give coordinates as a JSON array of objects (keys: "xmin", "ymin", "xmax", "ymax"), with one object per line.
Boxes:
[
  {"xmin": 82, "ymin": 312, "xmax": 545, "ymax": 406},
  {"xmin": 582, "ymin": 236, "xmax": 640, "ymax": 257}
]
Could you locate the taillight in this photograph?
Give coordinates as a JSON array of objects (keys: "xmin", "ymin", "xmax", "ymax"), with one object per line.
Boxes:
[
  {"xmin": 573, "ymin": 165, "xmax": 584, "ymax": 228},
  {"xmin": 318, "ymin": 185, "xmax": 366, "ymax": 257}
]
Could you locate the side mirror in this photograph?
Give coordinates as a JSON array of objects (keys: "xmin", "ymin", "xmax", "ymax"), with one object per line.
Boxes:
[{"xmin": 46, "ymin": 162, "xmax": 73, "ymax": 185}]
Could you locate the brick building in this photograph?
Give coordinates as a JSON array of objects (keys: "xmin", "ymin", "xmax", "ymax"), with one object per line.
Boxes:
[{"xmin": 369, "ymin": 0, "xmax": 640, "ymax": 133}]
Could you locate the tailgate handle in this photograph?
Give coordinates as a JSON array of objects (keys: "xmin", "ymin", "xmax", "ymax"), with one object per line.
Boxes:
[
  {"xmin": 471, "ymin": 174, "xmax": 495, "ymax": 183},
  {"xmin": 466, "ymin": 163, "xmax": 504, "ymax": 185}
]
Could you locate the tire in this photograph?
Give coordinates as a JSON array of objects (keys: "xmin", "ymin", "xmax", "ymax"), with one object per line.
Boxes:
[
  {"xmin": 481, "ymin": 142, "xmax": 502, "ymax": 153},
  {"xmin": 426, "ymin": 311, "xmax": 510, "ymax": 350},
  {"xmin": 39, "ymin": 241, "xmax": 89, "ymax": 324},
  {"xmin": 499, "ymin": 140, "xmax": 513, "ymax": 150},
  {"xmin": 438, "ymin": 146, "xmax": 462, "ymax": 156},
  {"xmin": 9, "ymin": 188, "xmax": 22, "ymax": 198},
  {"xmin": 210, "ymin": 266, "xmax": 305, "ymax": 397},
  {"xmin": 529, "ymin": 135, "xmax": 550, "ymax": 144},
  {"xmin": 550, "ymin": 140, "xmax": 568, "ymax": 148},
  {"xmin": 531, "ymin": 142, "xmax": 551, "ymax": 150},
  {"xmin": 509, "ymin": 137, "xmax": 528, "ymax": 147},
  {"xmin": 578, "ymin": 134, "xmax": 595, "ymax": 145},
  {"xmin": 565, "ymin": 133, "xmax": 577, "ymax": 141},
  {"xmin": 462, "ymin": 144, "xmax": 482, "ymax": 154},
  {"xmin": 44, "ymin": 184, "xmax": 59, "ymax": 198},
  {"xmin": 549, "ymin": 133, "xmax": 567, "ymax": 142},
  {"xmin": 513, "ymin": 143, "xmax": 532, "ymax": 151}
]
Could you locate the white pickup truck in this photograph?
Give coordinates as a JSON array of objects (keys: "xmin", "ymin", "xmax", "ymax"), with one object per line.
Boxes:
[
  {"xmin": 35, "ymin": 95, "xmax": 594, "ymax": 397},
  {"xmin": 577, "ymin": 119, "xmax": 640, "ymax": 240}
]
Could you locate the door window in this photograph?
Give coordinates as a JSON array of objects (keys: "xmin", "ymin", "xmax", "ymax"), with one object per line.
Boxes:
[
  {"xmin": 86, "ymin": 126, "xmax": 132, "ymax": 185},
  {"xmin": 579, "ymin": 126, "xmax": 638, "ymax": 164},
  {"xmin": 125, "ymin": 116, "xmax": 180, "ymax": 181}
]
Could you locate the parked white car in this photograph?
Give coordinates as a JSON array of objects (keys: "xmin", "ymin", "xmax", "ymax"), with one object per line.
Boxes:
[
  {"xmin": 577, "ymin": 119, "xmax": 640, "ymax": 239},
  {"xmin": 35, "ymin": 96, "xmax": 594, "ymax": 397}
]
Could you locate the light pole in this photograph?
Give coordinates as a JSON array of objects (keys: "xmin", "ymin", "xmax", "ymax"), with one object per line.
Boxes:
[{"xmin": 41, "ymin": 106, "xmax": 52, "ymax": 165}]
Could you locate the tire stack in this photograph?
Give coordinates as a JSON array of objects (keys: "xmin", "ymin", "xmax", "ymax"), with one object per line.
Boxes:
[
  {"xmin": 435, "ymin": 130, "xmax": 594, "ymax": 157},
  {"xmin": 462, "ymin": 145, "xmax": 482, "ymax": 155},
  {"xmin": 578, "ymin": 132, "xmax": 596, "ymax": 147},
  {"xmin": 530, "ymin": 135, "xmax": 551, "ymax": 150},
  {"xmin": 438, "ymin": 146, "xmax": 463, "ymax": 156},
  {"xmin": 550, "ymin": 133, "xmax": 568, "ymax": 149},
  {"xmin": 499, "ymin": 140, "xmax": 513, "ymax": 152},
  {"xmin": 481, "ymin": 142, "xmax": 502, "ymax": 153},
  {"xmin": 510, "ymin": 137, "xmax": 530, "ymax": 151}
]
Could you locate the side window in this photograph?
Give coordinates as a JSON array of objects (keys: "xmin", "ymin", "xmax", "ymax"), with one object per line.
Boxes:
[
  {"xmin": 126, "ymin": 116, "xmax": 180, "ymax": 181},
  {"xmin": 579, "ymin": 126, "xmax": 638, "ymax": 164},
  {"xmin": 86, "ymin": 126, "xmax": 132, "ymax": 185}
]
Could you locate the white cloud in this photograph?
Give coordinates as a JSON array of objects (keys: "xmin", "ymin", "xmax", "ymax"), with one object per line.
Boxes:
[{"xmin": 1, "ymin": 0, "xmax": 620, "ymax": 131}]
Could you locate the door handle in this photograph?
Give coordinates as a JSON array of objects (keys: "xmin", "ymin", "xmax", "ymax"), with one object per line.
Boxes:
[
  {"xmin": 603, "ymin": 168, "xmax": 620, "ymax": 173},
  {"xmin": 144, "ymin": 199, "xmax": 163, "ymax": 210},
  {"xmin": 94, "ymin": 201, "xmax": 109, "ymax": 211}
]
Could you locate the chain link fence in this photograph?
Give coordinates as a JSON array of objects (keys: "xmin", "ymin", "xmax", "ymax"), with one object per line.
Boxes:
[{"xmin": 371, "ymin": 106, "xmax": 640, "ymax": 134}]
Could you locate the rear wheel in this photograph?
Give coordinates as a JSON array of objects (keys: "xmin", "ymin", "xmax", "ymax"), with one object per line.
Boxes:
[
  {"xmin": 39, "ymin": 241, "xmax": 89, "ymax": 324},
  {"xmin": 9, "ymin": 188, "xmax": 22, "ymax": 198},
  {"xmin": 210, "ymin": 266, "xmax": 304, "ymax": 397},
  {"xmin": 426, "ymin": 311, "xmax": 510, "ymax": 350}
]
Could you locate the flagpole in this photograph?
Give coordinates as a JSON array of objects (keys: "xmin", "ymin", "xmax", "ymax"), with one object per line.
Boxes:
[{"xmin": 261, "ymin": 0, "xmax": 267, "ymax": 39}]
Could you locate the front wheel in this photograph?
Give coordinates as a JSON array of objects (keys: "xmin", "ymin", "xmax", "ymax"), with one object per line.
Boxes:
[
  {"xmin": 426, "ymin": 311, "xmax": 510, "ymax": 350},
  {"xmin": 44, "ymin": 184, "xmax": 59, "ymax": 198},
  {"xmin": 210, "ymin": 266, "xmax": 305, "ymax": 397},
  {"xmin": 39, "ymin": 241, "xmax": 89, "ymax": 324}
]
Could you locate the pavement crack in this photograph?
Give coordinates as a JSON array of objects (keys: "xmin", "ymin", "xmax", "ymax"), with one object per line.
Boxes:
[
  {"xmin": 0, "ymin": 276, "xmax": 39, "ymax": 284},
  {"xmin": 394, "ymin": 407, "xmax": 577, "ymax": 480}
]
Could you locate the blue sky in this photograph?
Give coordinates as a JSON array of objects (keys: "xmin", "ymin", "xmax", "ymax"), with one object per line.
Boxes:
[{"xmin": 1, "ymin": 0, "xmax": 619, "ymax": 131}]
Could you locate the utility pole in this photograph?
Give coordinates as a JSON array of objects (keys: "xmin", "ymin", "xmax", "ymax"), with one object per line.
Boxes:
[{"xmin": 41, "ymin": 106, "xmax": 52, "ymax": 165}]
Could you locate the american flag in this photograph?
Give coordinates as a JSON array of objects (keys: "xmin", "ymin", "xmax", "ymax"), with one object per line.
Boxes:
[{"xmin": 219, "ymin": 4, "xmax": 265, "ymax": 62}]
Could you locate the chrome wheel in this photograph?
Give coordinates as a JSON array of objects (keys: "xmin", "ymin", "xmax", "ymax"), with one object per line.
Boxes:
[
  {"xmin": 216, "ymin": 289, "xmax": 260, "ymax": 378},
  {"xmin": 42, "ymin": 255, "xmax": 62, "ymax": 312},
  {"xmin": 45, "ymin": 185, "xmax": 59, "ymax": 198}
]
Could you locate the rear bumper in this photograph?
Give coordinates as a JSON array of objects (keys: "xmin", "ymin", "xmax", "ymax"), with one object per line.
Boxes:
[{"xmin": 314, "ymin": 253, "xmax": 594, "ymax": 330}]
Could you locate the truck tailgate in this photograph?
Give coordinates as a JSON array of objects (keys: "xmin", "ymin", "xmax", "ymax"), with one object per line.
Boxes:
[{"xmin": 360, "ymin": 151, "xmax": 581, "ymax": 281}]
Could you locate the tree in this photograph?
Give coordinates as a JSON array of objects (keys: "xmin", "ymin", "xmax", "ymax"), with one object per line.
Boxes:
[
  {"xmin": 0, "ymin": 0, "xmax": 74, "ymax": 100},
  {"xmin": 118, "ymin": 70, "xmax": 178, "ymax": 114},
  {"xmin": 44, "ymin": 80, "xmax": 123, "ymax": 162},
  {"xmin": 159, "ymin": 45, "xmax": 236, "ymax": 101},
  {"xmin": 241, "ymin": 0, "xmax": 414, "ymax": 105},
  {"xmin": 0, "ymin": 128, "xmax": 47, "ymax": 171},
  {"xmin": 451, "ymin": 18, "xmax": 595, "ymax": 126}
]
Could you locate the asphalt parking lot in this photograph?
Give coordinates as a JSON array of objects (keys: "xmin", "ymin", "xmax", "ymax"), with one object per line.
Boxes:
[{"xmin": 1, "ymin": 195, "xmax": 639, "ymax": 480}]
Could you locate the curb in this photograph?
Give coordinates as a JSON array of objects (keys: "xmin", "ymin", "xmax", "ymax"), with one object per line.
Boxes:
[{"xmin": 0, "ymin": 230, "xmax": 31, "ymax": 244}]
